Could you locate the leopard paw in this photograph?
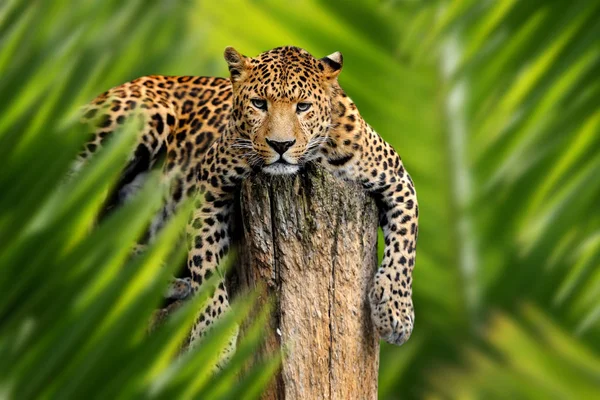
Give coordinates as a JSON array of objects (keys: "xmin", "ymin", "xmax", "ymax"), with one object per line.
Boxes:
[
  {"xmin": 165, "ymin": 277, "xmax": 192, "ymax": 300},
  {"xmin": 369, "ymin": 280, "xmax": 414, "ymax": 346}
]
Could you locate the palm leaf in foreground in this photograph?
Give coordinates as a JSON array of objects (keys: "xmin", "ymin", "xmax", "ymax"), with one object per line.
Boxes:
[
  {"xmin": 0, "ymin": 120, "xmax": 276, "ymax": 399},
  {"xmin": 0, "ymin": 1, "xmax": 276, "ymax": 399}
]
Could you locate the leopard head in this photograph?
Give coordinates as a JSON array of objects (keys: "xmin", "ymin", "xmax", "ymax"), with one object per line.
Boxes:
[{"xmin": 224, "ymin": 46, "xmax": 343, "ymax": 175}]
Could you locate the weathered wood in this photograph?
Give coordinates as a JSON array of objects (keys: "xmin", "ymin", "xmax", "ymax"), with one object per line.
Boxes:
[{"xmin": 231, "ymin": 165, "xmax": 380, "ymax": 400}]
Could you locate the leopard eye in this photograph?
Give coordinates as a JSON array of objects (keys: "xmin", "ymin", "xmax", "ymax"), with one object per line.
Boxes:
[
  {"xmin": 251, "ymin": 98, "xmax": 267, "ymax": 111},
  {"xmin": 296, "ymin": 102, "xmax": 312, "ymax": 113}
]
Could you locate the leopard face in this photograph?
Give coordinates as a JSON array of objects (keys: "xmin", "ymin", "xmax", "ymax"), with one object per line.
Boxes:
[{"xmin": 224, "ymin": 46, "xmax": 343, "ymax": 175}]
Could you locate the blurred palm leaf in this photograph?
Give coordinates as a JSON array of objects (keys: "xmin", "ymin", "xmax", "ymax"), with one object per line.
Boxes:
[
  {"xmin": 186, "ymin": 0, "xmax": 600, "ymax": 398},
  {"xmin": 0, "ymin": 1, "xmax": 276, "ymax": 399},
  {"xmin": 429, "ymin": 305, "xmax": 600, "ymax": 399}
]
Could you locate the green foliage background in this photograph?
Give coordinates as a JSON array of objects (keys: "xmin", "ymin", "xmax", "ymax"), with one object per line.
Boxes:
[{"xmin": 1, "ymin": 0, "xmax": 599, "ymax": 399}]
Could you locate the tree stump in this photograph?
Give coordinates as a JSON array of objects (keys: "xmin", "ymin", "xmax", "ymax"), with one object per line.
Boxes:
[{"xmin": 231, "ymin": 164, "xmax": 380, "ymax": 400}]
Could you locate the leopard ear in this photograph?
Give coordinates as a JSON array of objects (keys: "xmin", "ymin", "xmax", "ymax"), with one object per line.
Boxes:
[
  {"xmin": 224, "ymin": 47, "xmax": 249, "ymax": 82},
  {"xmin": 319, "ymin": 51, "xmax": 343, "ymax": 79}
]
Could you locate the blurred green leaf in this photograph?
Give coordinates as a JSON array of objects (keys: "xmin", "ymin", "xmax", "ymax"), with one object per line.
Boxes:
[{"xmin": 0, "ymin": 1, "xmax": 275, "ymax": 399}]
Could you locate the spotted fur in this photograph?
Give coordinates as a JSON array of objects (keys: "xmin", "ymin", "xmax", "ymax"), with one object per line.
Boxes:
[{"xmin": 80, "ymin": 46, "xmax": 418, "ymax": 355}]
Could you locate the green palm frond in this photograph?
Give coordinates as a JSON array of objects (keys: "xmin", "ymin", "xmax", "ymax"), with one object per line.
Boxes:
[
  {"xmin": 430, "ymin": 305, "xmax": 600, "ymax": 399},
  {"xmin": 0, "ymin": 1, "xmax": 276, "ymax": 399}
]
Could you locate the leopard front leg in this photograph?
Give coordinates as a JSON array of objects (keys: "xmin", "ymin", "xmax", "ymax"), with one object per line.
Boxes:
[
  {"xmin": 187, "ymin": 200, "xmax": 237, "ymax": 359},
  {"xmin": 186, "ymin": 139, "xmax": 250, "ymax": 362},
  {"xmin": 369, "ymin": 175, "xmax": 418, "ymax": 346},
  {"xmin": 322, "ymin": 121, "xmax": 418, "ymax": 346}
]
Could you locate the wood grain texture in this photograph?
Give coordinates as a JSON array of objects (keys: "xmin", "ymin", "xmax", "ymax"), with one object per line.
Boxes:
[{"xmin": 231, "ymin": 165, "xmax": 380, "ymax": 400}]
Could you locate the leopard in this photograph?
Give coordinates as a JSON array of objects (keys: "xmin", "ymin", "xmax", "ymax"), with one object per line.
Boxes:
[{"xmin": 79, "ymin": 46, "xmax": 418, "ymax": 357}]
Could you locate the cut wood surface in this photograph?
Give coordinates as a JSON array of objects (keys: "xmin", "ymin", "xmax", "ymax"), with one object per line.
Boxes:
[{"xmin": 231, "ymin": 165, "xmax": 380, "ymax": 400}]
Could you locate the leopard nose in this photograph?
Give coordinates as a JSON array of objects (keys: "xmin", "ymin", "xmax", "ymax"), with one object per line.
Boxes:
[{"xmin": 266, "ymin": 138, "xmax": 296, "ymax": 155}]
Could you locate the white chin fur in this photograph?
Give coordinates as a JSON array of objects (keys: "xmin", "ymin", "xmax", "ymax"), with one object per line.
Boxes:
[{"xmin": 263, "ymin": 163, "xmax": 300, "ymax": 175}]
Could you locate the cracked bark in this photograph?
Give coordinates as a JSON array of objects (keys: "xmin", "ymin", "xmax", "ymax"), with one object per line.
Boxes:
[{"xmin": 230, "ymin": 164, "xmax": 380, "ymax": 400}]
